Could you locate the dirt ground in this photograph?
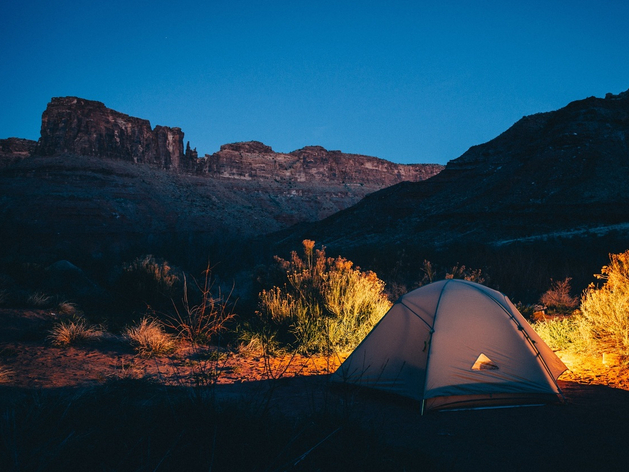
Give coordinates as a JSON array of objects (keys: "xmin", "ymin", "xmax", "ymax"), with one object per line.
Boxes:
[{"xmin": 2, "ymin": 308, "xmax": 629, "ymax": 471}]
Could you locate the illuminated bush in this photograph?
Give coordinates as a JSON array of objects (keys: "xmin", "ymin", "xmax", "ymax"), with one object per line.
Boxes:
[
  {"xmin": 539, "ymin": 278, "xmax": 578, "ymax": 314},
  {"xmin": 578, "ymin": 250, "xmax": 629, "ymax": 358},
  {"xmin": 257, "ymin": 240, "xmax": 391, "ymax": 353},
  {"xmin": 123, "ymin": 317, "xmax": 175, "ymax": 357},
  {"xmin": 533, "ymin": 316, "xmax": 581, "ymax": 351}
]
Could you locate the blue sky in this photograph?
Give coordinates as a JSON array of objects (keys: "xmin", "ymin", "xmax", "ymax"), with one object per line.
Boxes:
[{"xmin": 1, "ymin": 0, "xmax": 628, "ymax": 165}]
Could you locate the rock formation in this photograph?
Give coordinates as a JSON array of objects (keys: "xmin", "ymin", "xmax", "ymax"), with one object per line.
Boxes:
[
  {"xmin": 0, "ymin": 97, "xmax": 443, "ymax": 269},
  {"xmin": 274, "ymin": 88, "xmax": 629, "ymax": 298},
  {"xmin": 36, "ymin": 97, "xmax": 196, "ymax": 171},
  {"xmin": 31, "ymin": 97, "xmax": 443, "ymax": 183},
  {"xmin": 198, "ymin": 142, "xmax": 442, "ymax": 186},
  {"xmin": 0, "ymin": 138, "xmax": 37, "ymax": 168}
]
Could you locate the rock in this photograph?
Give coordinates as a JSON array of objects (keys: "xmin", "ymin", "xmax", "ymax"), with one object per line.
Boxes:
[
  {"xmin": 0, "ymin": 138, "xmax": 37, "ymax": 168},
  {"xmin": 32, "ymin": 97, "xmax": 443, "ymax": 184},
  {"xmin": 43, "ymin": 260, "xmax": 106, "ymax": 302},
  {"xmin": 36, "ymin": 97, "xmax": 193, "ymax": 171},
  {"xmin": 199, "ymin": 141, "xmax": 442, "ymax": 185}
]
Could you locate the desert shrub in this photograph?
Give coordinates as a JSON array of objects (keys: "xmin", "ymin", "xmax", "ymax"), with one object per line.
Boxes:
[
  {"xmin": 26, "ymin": 291, "xmax": 53, "ymax": 308},
  {"xmin": 116, "ymin": 255, "xmax": 182, "ymax": 312},
  {"xmin": 48, "ymin": 317, "xmax": 103, "ymax": 346},
  {"xmin": 256, "ymin": 240, "xmax": 391, "ymax": 354},
  {"xmin": 56, "ymin": 301, "xmax": 79, "ymax": 316},
  {"xmin": 540, "ymin": 278, "xmax": 579, "ymax": 314},
  {"xmin": 123, "ymin": 317, "xmax": 175, "ymax": 357},
  {"xmin": 578, "ymin": 250, "xmax": 629, "ymax": 358},
  {"xmin": 445, "ymin": 263, "xmax": 486, "ymax": 284},
  {"xmin": 533, "ymin": 316, "xmax": 582, "ymax": 351},
  {"xmin": 165, "ymin": 268, "xmax": 236, "ymax": 345}
]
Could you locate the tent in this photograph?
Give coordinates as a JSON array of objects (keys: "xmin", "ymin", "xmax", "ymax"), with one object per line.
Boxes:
[{"xmin": 331, "ymin": 279, "xmax": 567, "ymax": 413}]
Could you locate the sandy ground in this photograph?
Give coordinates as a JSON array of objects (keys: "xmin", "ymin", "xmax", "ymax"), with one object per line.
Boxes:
[{"xmin": 2, "ymin": 308, "xmax": 629, "ymax": 471}]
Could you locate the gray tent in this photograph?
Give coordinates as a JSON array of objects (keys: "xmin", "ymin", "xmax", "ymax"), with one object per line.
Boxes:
[{"xmin": 331, "ymin": 279, "xmax": 567, "ymax": 413}]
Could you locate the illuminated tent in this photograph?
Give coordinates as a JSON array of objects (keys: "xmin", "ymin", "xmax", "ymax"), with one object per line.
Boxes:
[{"xmin": 331, "ymin": 279, "xmax": 567, "ymax": 413}]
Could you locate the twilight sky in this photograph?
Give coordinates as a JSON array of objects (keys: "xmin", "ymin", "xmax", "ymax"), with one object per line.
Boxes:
[{"xmin": 1, "ymin": 0, "xmax": 628, "ymax": 165}]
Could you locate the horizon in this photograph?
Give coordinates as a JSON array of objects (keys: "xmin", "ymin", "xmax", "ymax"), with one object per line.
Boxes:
[{"xmin": 2, "ymin": 1, "xmax": 628, "ymax": 165}]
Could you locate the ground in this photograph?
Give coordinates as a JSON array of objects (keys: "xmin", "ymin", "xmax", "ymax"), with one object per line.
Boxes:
[{"xmin": 2, "ymin": 308, "xmax": 629, "ymax": 471}]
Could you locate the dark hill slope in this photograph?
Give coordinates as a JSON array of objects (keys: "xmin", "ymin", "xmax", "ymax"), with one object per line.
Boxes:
[
  {"xmin": 0, "ymin": 98, "xmax": 442, "ymax": 271},
  {"xmin": 273, "ymin": 89, "xmax": 629, "ymax": 298}
]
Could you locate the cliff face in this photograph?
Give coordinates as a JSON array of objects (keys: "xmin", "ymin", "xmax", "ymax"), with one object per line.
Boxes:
[
  {"xmin": 32, "ymin": 97, "xmax": 443, "ymax": 183},
  {"xmin": 0, "ymin": 97, "xmax": 443, "ymax": 268},
  {"xmin": 0, "ymin": 138, "xmax": 37, "ymax": 168},
  {"xmin": 198, "ymin": 143, "xmax": 443, "ymax": 185},
  {"xmin": 36, "ymin": 97, "xmax": 195, "ymax": 170}
]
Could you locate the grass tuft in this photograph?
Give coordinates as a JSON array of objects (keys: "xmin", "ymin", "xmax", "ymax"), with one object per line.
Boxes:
[
  {"xmin": 123, "ymin": 318, "xmax": 175, "ymax": 357},
  {"xmin": 26, "ymin": 292, "xmax": 53, "ymax": 308},
  {"xmin": 48, "ymin": 317, "xmax": 103, "ymax": 346}
]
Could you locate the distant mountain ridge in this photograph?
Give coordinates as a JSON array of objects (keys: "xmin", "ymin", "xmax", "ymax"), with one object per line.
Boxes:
[
  {"xmin": 0, "ymin": 97, "xmax": 442, "ymax": 267},
  {"xmin": 15, "ymin": 96, "xmax": 442, "ymax": 185}
]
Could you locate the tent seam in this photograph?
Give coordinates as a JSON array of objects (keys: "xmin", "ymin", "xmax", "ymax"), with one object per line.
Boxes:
[{"xmin": 420, "ymin": 279, "xmax": 451, "ymax": 414}]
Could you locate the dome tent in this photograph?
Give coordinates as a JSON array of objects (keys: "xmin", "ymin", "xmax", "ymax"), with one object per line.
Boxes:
[{"xmin": 331, "ymin": 279, "xmax": 567, "ymax": 413}]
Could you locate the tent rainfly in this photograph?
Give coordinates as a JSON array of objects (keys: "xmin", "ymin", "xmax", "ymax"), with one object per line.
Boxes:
[{"xmin": 331, "ymin": 279, "xmax": 567, "ymax": 413}]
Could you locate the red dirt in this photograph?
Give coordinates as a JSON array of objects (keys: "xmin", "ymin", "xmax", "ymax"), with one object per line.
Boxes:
[{"xmin": 2, "ymin": 308, "xmax": 629, "ymax": 471}]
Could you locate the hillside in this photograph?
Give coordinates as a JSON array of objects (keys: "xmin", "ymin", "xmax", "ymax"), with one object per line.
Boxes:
[
  {"xmin": 0, "ymin": 97, "xmax": 442, "ymax": 269},
  {"xmin": 272, "ymin": 89, "xmax": 629, "ymax": 298}
]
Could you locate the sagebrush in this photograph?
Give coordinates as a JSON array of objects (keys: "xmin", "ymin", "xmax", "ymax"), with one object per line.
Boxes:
[
  {"xmin": 256, "ymin": 240, "xmax": 391, "ymax": 353},
  {"xmin": 578, "ymin": 250, "xmax": 629, "ymax": 358}
]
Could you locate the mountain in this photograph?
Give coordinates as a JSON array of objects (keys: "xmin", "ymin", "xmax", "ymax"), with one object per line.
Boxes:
[
  {"xmin": 272, "ymin": 89, "xmax": 629, "ymax": 298},
  {"xmin": 0, "ymin": 97, "xmax": 442, "ymax": 270}
]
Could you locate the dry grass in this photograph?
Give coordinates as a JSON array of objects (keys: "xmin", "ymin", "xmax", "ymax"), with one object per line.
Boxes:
[
  {"xmin": 55, "ymin": 301, "xmax": 79, "ymax": 316},
  {"xmin": 166, "ymin": 268, "xmax": 236, "ymax": 345},
  {"xmin": 48, "ymin": 317, "xmax": 103, "ymax": 347},
  {"xmin": 123, "ymin": 318, "xmax": 175, "ymax": 357},
  {"xmin": 27, "ymin": 292, "xmax": 53, "ymax": 308}
]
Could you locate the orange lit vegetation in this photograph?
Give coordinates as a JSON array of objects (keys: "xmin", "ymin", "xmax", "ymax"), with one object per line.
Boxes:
[
  {"xmin": 123, "ymin": 317, "xmax": 175, "ymax": 357},
  {"xmin": 250, "ymin": 240, "xmax": 391, "ymax": 355},
  {"xmin": 164, "ymin": 266, "xmax": 236, "ymax": 346},
  {"xmin": 534, "ymin": 250, "xmax": 629, "ymax": 366},
  {"xmin": 47, "ymin": 316, "xmax": 103, "ymax": 347}
]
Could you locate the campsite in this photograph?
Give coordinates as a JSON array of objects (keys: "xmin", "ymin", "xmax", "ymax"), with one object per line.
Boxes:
[
  {"xmin": 3, "ymin": 3, "xmax": 629, "ymax": 469},
  {"xmin": 2, "ymin": 271, "xmax": 629, "ymax": 471}
]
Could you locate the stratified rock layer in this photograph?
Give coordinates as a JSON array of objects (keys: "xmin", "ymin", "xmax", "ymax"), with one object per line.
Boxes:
[{"xmin": 36, "ymin": 97, "xmax": 194, "ymax": 170}]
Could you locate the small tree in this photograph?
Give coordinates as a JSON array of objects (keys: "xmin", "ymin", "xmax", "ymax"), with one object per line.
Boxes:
[
  {"xmin": 257, "ymin": 240, "xmax": 391, "ymax": 353},
  {"xmin": 540, "ymin": 278, "xmax": 579, "ymax": 314}
]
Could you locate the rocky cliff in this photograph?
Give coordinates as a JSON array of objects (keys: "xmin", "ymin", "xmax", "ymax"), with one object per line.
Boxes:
[
  {"xmin": 273, "ymin": 88, "xmax": 629, "ymax": 298},
  {"xmin": 0, "ymin": 97, "xmax": 443, "ymax": 270},
  {"xmin": 199, "ymin": 143, "xmax": 441, "ymax": 186},
  {"xmin": 31, "ymin": 96, "xmax": 442, "ymax": 183},
  {"xmin": 36, "ymin": 97, "xmax": 196, "ymax": 170},
  {"xmin": 0, "ymin": 138, "xmax": 37, "ymax": 168}
]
